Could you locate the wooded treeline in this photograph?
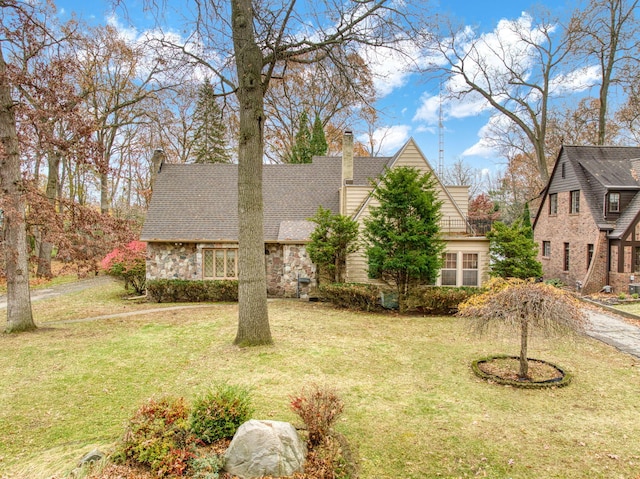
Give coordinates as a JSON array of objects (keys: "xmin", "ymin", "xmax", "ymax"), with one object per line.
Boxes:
[{"xmin": 1, "ymin": 0, "xmax": 638, "ymax": 337}]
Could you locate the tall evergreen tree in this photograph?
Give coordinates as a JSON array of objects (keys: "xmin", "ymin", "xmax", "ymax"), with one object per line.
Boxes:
[
  {"xmin": 486, "ymin": 220, "xmax": 542, "ymax": 279},
  {"xmin": 192, "ymin": 78, "xmax": 231, "ymax": 164},
  {"xmin": 288, "ymin": 110, "xmax": 312, "ymax": 163},
  {"xmin": 310, "ymin": 114, "xmax": 328, "ymax": 157},
  {"xmin": 363, "ymin": 166, "xmax": 445, "ymax": 295}
]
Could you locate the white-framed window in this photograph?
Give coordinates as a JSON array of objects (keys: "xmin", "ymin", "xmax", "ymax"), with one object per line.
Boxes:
[
  {"xmin": 440, "ymin": 252, "xmax": 481, "ymax": 287},
  {"xmin": 570, "ymin": 190, "xmax": 580, "ymax": 214},
  {"xmin": 440, "ymin": 253, "xmax": 457, "ymax": 286},
  {"xmin": 203, "ymin": 248, "xmax": 238, "ymax": 279},
  {"xmin": 542, "ymin": 241, "xmax": 551, "ymax": 258},
  {"xmin": 609, "ymin": 192, "xmax": 620, "ymax": 213},
  {"xmin": 462, "ymin": 253, "xmax": 479, "ymax": 286}
]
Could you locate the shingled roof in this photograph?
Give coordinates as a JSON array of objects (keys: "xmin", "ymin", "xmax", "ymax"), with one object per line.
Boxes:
[
  {"xmin": 564, "ymin": 145, "xmax": 640, "ymax": 188},
  {"xmin": 140, "ymin": 156, "xmax": 391, "ymax": 243}
]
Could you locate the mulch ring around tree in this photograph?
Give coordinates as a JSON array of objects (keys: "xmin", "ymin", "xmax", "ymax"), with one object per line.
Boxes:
[{"xmin": 471, "ymin": 355, "xmax": 572, "ymax": 389}]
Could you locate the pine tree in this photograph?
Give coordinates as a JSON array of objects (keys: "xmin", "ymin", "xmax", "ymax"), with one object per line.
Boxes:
[
  {"xmin": 192, "ymin": 78, "xmax": 231, "ymax": 164},
  {"xmin": 310, "ymin": 114, "xmax": 328, "ymax": 157},
  {"xmin": 363, "ymin": 166, "xmax": 445, "ymax": 294},
  {"xmin": 288, "ymin": 111, "xmax": 312, "ymax": 163},
  {"xmin": 486, "ymin": 220, "xmax": 542, "ymax": 279}
]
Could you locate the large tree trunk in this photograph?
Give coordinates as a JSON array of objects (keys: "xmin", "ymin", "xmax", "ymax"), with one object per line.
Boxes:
[
  {"xmin": 519, "ymin": 314, "xmax": 529, "ymax": 379},
  {"xmin": 36, "ymin": 151, "xmax": 60, "ymax": 278},
  {"xmin": 0, "ymin": 46, "xmax": 35, "ymax": 333},
  {"xmin": 231, "ymin": 0, "xmax": 272, "ymax": 346}
]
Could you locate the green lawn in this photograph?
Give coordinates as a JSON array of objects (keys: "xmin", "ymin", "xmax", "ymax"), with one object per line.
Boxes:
[{"xmin": 1, "ymin": 282, "xmax": 640, "ymax": 478}]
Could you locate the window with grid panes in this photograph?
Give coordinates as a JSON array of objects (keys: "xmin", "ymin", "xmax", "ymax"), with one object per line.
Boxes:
[
  {"xmin": 440, "ymin": 253, "xmax": 457, "ymax": 286},
  {"xmin": 462, "ymin": 253, "xmax": 479, "ymax": 286},
  {"xmin": 203, "ymin": 248, "xmax": 238, "ymax": 279}
]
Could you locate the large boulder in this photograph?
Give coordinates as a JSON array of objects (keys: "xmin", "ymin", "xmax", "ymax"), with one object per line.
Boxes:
[{"xmin": 223, "ymin": 419, "xmax": 306, "ymax": 479}]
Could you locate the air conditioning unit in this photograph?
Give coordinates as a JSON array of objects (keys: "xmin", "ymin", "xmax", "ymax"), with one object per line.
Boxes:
[{"xmin": 629, "ymin": 284, "xmax": 640, "ymax": 295}]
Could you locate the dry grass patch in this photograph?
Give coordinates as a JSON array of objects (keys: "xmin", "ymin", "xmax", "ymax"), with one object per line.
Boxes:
[{"xmin": 1, "ymin": 290, "xmax": 640, "ymax": 478}]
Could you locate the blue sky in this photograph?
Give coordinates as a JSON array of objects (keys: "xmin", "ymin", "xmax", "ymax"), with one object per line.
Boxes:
[{"xmin": 55, "ymin": 0, "xmax": 587, "ymax": 176}]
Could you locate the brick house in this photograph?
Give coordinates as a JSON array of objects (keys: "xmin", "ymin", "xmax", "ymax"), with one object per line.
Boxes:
[
  {"xmin": 533, "ymin": 145, "xmax": 640, "ymax": 294},
  {"xmin": 140, "ymin": 133, "xmax": 490, "ymax": 297}
]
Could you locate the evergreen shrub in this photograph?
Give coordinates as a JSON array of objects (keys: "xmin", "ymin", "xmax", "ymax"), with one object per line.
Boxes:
[
  {"xmin": 319, "ymin": 283, "xmax": 383, "ymax": 311},
  {"xmin": 401, "ymin": 286, "xmax": 483, "ymax": 315},
  {"xmin": 146, "ymin": 279, "xmax": 238, "ymax": 302},
  {"xmin": 189, "ymin": 383, "xmax": 253, "ymax": 444}
]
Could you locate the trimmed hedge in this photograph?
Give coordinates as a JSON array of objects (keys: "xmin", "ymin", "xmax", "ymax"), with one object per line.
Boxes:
[
  {"xmin": 400, "ymin": 286, "xmax": 483, "ymax": 315},
  {"xmin": 147, "ymin": 279, "xmax": 238, "ymax": 303},
  {"xmin": 318, "ymin": 283, "xmax": 384, "ymax": 311},
  {"xmin": 319, "ymin": 283, "xmax": 482, "ymax": 315}
]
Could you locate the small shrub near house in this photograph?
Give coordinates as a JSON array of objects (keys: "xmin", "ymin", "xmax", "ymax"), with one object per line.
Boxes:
[
  {"xmin": 401, "ymin": 286, "xmax": 483, "ymax": 315},
  {"xmin": 101, "ymin": 240, "xmax": 147, "ymax": 295},
  {"xmin": 190, "ymin": 383, "xmax": 253, "ymax": 444},
  {"xmin": 146, "ymin": 279, "xmax": 238, "ymax": 302},
  {"xmin": 319, "ymin": 283, "xmax": 383, "ymax": 311}
]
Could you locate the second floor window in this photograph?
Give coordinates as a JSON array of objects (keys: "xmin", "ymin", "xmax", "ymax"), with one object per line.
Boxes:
[
  {"xmin": 549, "ymin": 193, "xmax": 558, "ymax": 215},
  {"xmin": 570, "ymin": 190, "xmax": 580, "ymax": 214},
  {"xmin": 609, "ymin": 192, "xmax": 620, "ymax": 213}
]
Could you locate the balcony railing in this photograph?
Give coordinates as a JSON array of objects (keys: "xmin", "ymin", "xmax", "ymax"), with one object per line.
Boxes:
[{"xmin": 439, "ymin": 217, "xmax": 493, "ymax": 236}]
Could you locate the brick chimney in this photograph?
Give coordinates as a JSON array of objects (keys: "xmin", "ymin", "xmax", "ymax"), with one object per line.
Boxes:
[
  {"xmin": 342, "ymin": 130, "xmax": 354, "ymax": 186},
  {"xmin": 150, "ymin": 149, "xmax": 165, "ymax": 191}
]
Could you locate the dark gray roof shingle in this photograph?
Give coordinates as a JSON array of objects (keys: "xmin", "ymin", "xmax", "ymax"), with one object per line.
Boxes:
[
  {"xmin": 561, "ymin": 146, "xmax": 640, "ymax": 230},
  {"xmin": 141, "ymin": 156, "xmax": 391, "ymax": 242}
]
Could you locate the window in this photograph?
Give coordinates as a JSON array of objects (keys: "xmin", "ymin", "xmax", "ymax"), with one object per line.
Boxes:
[
  {"xmin": 548, "ymin": 193, "xmax": 558, "ymax": 215},
  {"xmin": 635, "ymin": 247, "xmax": 640, "ymax": 273},
  {"xmin": 570, "ymin": 190, "xmax": 580, "ymax": 214},
  {"xmin": 587, "ymin": 244, "xmax": 594, "ymax": 268},
  {"xmin": 203, "ymin": 248, "xmax": 238, "ymax": 279},
  {"xmin": 563, "ymin": 243, "xmax": 570, "ymax": 272},
  {"xmin": 543, "ymin": 241, "xmax": 551, "ymax": 257},
  {"xmin": 609, "ymin": 192, "xmax": 620, "ymax": 213},
  {"xmin": 462, "ymin": 253, "xmax": 479, "ymax": 286},
  {"xmin": 440, "ymin": 253, "xmax": 457, "ymax": 286}
]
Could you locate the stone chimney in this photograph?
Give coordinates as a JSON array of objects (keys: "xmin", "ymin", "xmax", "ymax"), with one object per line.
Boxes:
[
  {"xmin": 150, "ymin": 149, "xmax": 166, "ymax": 191},
  {"xmin": 342, "ymin": 130, "xmax": 354, "ymax": 186}
]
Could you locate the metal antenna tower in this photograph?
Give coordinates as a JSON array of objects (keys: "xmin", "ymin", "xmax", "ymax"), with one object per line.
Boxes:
[{"xmin": 438, "ymin": 83, "xmax": 445, "ymax": 180}]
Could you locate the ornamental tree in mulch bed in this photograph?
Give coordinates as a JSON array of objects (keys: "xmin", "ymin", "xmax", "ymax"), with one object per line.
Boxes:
[{"xmin": 457, "ymin": 278, "xmax": 586, "ymax": 385}]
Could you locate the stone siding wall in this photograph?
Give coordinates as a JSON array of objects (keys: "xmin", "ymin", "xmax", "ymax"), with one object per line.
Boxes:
[
  {"xmin": 146, "ymin": 242, "xmax": 199, "ymax": 280},
  {"xmin": 265, "ymin": 243, "xmax": 316, "ymax": 298},
  {"xmin": 147, "ymin": 241, "xmax": 316, "ymax": 298}
]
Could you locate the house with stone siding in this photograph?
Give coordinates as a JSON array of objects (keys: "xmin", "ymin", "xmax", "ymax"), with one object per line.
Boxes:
[
  {"xmin": 533, "ymin": 145, "xmax": 640, "ymax": 294},
  {"xmin": 140, "ymin": 133, "xmax": 490, "ymax": 297}
]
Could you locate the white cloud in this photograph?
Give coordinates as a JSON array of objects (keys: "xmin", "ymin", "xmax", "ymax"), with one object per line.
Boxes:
[
  {"xmin": 360, "ymin": 125, "xmax": 411, "ymax": 155},
  {"xmin": 550, "ymin": 65, "xmax": 600, "ymax": 95},
  {"xmin": 360, "ymin": 44, "xmax": 414, "ymax": 98}
]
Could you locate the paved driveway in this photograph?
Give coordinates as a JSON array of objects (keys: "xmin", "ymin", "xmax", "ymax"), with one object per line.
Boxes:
[{"xmin": 584, "ymin": 307, "xmax": 640, "ymax": 359}]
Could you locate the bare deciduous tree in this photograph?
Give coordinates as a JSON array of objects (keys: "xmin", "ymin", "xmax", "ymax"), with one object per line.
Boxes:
[
  {"xmin": 576, "ymin": 0, "xmax": 639, "ymax": 145},
  {"xmin": 425, "ymin": 8, "xmax": 582, "ymax": 184}
]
